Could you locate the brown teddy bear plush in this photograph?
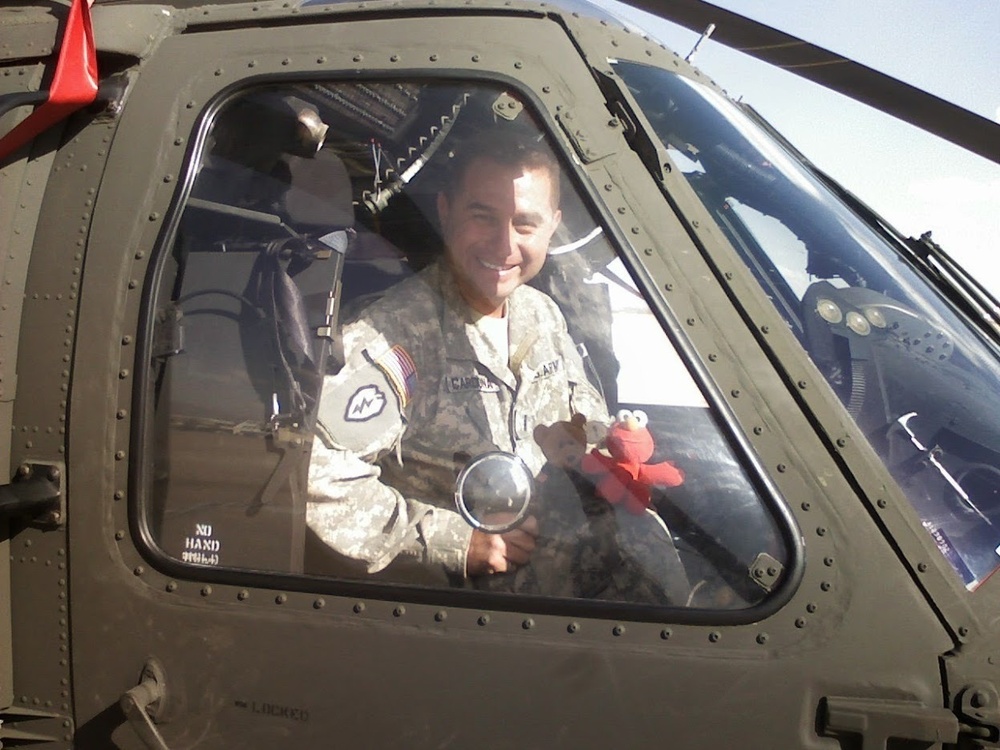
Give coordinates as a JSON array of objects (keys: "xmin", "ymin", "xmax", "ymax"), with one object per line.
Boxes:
[{"xmin": 532, "ymin": 412, "xmax": 588, "ymax": 471}]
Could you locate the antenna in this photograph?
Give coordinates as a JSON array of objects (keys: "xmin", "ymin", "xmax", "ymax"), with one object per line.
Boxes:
[{"xmin": 685, "ymin": 23, "xmax": 716, "ymax": 62}]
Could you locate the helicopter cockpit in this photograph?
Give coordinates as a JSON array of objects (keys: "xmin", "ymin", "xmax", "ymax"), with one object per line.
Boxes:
[
  {"xmin": 613, "ymin": 60, "xmax": 1000, "ymax": 590},
  {"xmin": 142, "ymin": 77, "xmax": 795, "ymax": 614}
]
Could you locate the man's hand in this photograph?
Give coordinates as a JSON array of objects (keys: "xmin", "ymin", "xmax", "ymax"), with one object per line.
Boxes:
[{"xmin": 466, "ymin": 515, "xmax": 539, "ymax": 576}]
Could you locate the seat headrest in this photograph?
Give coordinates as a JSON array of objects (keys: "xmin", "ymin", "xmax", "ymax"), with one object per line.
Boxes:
[{"xmin": 280, "ymin": 149, "xmax": 354, "ymax": 230}]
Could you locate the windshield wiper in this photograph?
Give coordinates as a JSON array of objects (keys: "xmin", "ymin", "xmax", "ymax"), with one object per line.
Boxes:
[
  {"xmin": 902, "ymin": 231, "xmax": 1000, "ymax": 343},
  {"xmin": 828, "ymin": 178, "xmax": 1000, "ymax": 347},
  {"xmin": 826, "ymin": 181, "xmax": 1000, "ymax": 347}
]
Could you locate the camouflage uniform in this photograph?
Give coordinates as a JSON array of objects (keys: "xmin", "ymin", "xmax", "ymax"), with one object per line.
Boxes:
[{"xmin": 307, "ymin": 261, "xmax": 608, "ymax": 585}]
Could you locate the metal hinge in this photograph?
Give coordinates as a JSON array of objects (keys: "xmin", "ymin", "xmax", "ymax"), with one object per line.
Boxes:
[
  {"xmin": 0, "ymin": 461, "xmax": 64, "ymax": 527},
  {"xmin": 956, "ymin": 683, "xmax": 1000, "ymax": 747},
  {"xmin": 591, "ymin": 68, "xmax": 667, "ymax": 180},
  {"xmin": 152, "ymin": 303, "xmax": 184, "ymax": 360}
]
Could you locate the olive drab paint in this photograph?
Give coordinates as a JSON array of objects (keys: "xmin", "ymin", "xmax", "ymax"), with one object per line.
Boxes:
[{"xmin": 1, "ymin": 0, "xmax": 999, "ymax": 748}]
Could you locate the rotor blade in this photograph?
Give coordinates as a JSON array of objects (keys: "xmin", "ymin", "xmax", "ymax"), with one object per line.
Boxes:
[{"xmin": 623, "ymin": 0, "xmax": 1000, "ymax": 164}]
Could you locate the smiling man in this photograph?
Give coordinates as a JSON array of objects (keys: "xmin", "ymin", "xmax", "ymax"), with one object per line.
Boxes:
[
  {"xmin": 306, "ymin": 129, "xmax": 607, "ymax": 587},
  {"xmin": 437, "ymin": 142, "xmax": 560, "ymax": 318}
]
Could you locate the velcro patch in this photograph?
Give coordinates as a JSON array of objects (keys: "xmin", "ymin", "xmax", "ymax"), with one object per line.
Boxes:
[
  {"xmin": 344, "ymin": 384, "xmax": 387, "ymax": 422},
  {"xmin": 532, "ymin": 357, "xmax": 563, "ymax": 380},
  {"xmin": 445, "ymin": 373, "xmax": 500, "ymax": 393},
  {"xmin": 373, "ymin": 345, "xmax": 417, "ymax": 407},
  {"xmin": 316, "ymin": 354, "xmax": 405, "ymax": 455}
]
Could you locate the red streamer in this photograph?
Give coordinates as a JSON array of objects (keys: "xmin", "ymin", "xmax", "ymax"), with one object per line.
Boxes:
[{"xmin": 0, "ymin": 0, "xmax": 98, "ymax": 161}]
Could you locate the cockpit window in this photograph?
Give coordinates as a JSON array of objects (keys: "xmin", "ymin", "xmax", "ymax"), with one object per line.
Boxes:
[
  {"xmin": 614, "ymin": 60, "xmax": 1000, "ymax": 591},
  {"xmin": 140, "ymin": 78, "xmax": 793, "ymax": 612}
]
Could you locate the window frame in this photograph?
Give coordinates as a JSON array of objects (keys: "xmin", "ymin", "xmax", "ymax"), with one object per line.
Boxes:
[{"xmin": 130, "ymin": 66, "xmax": 805, "ymax": 626}]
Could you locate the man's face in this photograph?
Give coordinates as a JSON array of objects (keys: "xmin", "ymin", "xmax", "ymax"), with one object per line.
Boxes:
[{"xmin": 438, "ymin": 157, "xmax": 562, "ymax": 317}]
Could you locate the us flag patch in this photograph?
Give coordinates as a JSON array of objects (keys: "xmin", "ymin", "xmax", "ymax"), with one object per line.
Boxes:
[{"xmin": 373, "ymin": 345, "xmax": 417, "ymax": 407}]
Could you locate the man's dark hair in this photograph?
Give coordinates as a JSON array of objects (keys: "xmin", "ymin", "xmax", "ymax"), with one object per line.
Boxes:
[{"xmin": 443, "ymin": 129, "xmax": 561, "ymax": 208}]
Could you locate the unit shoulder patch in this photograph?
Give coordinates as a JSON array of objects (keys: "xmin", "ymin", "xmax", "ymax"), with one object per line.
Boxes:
[
  {"xmin": 344, "ymin": 384, "xmax": 387, "ymax": 422},
  {"xmin": 316, "ymin": 344, "xmax": 417, "ymax": 455}
]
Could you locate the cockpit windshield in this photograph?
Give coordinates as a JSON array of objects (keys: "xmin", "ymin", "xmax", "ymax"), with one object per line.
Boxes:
[{"xmin": 614, "ymin": 59, "xmax": 1000, "ymax": 591}]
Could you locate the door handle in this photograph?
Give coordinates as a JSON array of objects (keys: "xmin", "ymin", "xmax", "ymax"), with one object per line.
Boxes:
[
  {"xmin": 120, "ymin": 658, "xmax": 171, "ymax": 750},
  {"xmin": 822, "ymin": 695, "xmax": 959, "ymax": 750}
]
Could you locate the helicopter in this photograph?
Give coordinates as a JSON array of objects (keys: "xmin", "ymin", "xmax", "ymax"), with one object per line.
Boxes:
[{"xmin": 2, "ymin": 0, "xmax": 1000, "ymax": 747}]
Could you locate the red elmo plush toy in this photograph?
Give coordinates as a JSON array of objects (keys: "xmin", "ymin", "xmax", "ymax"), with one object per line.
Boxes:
[{"xmin": 581, "ymin": 409, "xmax": 683, "ymax": 515}]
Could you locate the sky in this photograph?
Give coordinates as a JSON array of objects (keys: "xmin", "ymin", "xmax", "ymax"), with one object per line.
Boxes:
[{"xmin": 604, "ymin": 0, "xmax": 1000, "ymax": 296}]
